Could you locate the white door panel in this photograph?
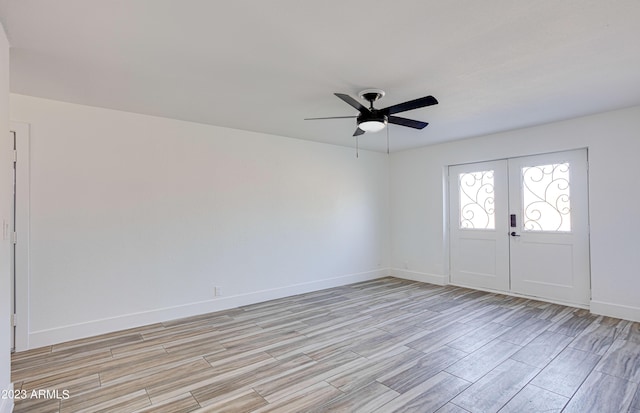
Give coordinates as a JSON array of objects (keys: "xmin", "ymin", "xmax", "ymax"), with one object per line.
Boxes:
[
  {"xmin": 509, "ymin": 150, "xmax": 590, "ymax": 306},
  {"xmin": 449, "ymin": 160, "xmax": 509, "ymax": 292}
]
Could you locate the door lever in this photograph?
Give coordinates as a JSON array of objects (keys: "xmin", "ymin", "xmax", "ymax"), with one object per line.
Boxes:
[{"xmin": 510, "ymin": 231, "xmax": 520, "ymax": 237}]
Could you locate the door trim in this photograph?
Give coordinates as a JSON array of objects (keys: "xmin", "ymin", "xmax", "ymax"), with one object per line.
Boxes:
[{"xmin": 12, "ymin": 121, "xmax": 31, "ymax": 351}]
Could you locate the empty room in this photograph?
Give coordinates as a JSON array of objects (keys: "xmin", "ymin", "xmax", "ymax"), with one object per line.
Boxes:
[{"xmin": 1, "ymin": 1, "xmax": 640, "ymax": 412}]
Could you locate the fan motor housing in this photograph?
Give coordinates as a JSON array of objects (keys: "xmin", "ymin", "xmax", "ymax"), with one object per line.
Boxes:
[{"xmin": 357, "ymin": 110, "xmax": 387, "ymax": 125}]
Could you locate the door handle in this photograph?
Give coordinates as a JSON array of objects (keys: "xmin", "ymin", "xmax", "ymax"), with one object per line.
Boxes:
[{"xmin": 510, "ymin": 231, "xmax": 520, "ymax": 237}]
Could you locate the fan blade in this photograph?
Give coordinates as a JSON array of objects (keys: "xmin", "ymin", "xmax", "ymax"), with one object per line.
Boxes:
[
  {"xmin": 335, "ymin": 93, "xmax": 369, "ymax": 113},
  {"xmin": 388, "ymin": 116, "xmax": 429, "ymax": 129},
  {"xmin": 304, "ymin": 115, "xmax": 357, "ymax": 120},
  {"xmin": 381, "ymin": 95, "xmax": 438, "ymax": 115},
  {"xmin": 353, "ymin": 127, "xmax": 365, "ymax": 136}
]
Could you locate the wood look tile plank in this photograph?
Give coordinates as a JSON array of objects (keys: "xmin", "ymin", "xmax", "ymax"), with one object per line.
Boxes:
[
  {"xmin": 563, "ymin": 371, "xmax": 638, "ymax": 413},
  {"xmin": 253, "ymin": 351, "xmax": 364, "ymax": 403},
  {"xmin": 617, "ymin": 322, "xmax": 640, "ymax": 343},
  {"xmin": 548, "ymin": 310, "xmax": 599, "ymax": 337},
  {"xmin": 255, "ymin": 309, "xmax": 328, "ymax": 329},
  {"xmin": 435, "ymin": 403, "xmax": 472, "ymax": 413},
  {"xmin": 297, "ymin": 315, "xmax": 373, "ymax": 337},
  {"xmin": 419, "ymin": 308, "xmax": 473, "ymax": 331},
  {"xmin": 496, "ymin": 306, "xmax": 543, "ymax": 327},
  {"xmin": 100, "ymin": 350, "xmax": 199, "ymax": 384},
  {"xmin": 497, "ymin": 317, "xmax": 551, "ymax": 346},
  {"xmin": 327, "ymin": 347, "xmax": 423, "ymax": 393},
  {"xmin": 399, "ymin": 298, "xmax": 445, "ymax": 314},
  {"xmin": 377, "ymin": 310, "xmax": 440, "ymax": 333},
  {"xmin": 12, "ymin": 398, "xmax": 61, "ymax": 413},
  {"xmin": 448, "ymin": 322, "xmax": 512, "ymax": 353},
  {"xmin": 373, "ymin": 371, "xmax": 471, "ymax": 413},
  {"xmin": 251, "ymin": 381, "xmax": 343, "ymax": 413},
  {"xmin": 569, "ymin": 322, "xmax": 617, "ymax": 355},
  {"xmin": 535, "ymin": 303, "xmax": 574, "ymax": 322},
  {"xmin": 509, "ymin": 330, "xmax": 573, "ymax": 368},
  {"xmin": 60, "ymin": 388, "xmax": 151, "ymax": 413},
  {"xmin": 265, "ymin": 327, "xmax": 351, "ymax": 360},
  {"xmin": 190, "ymin": 353, "xmax": 315, "ymax": 406},
  {"xmin": 161, "ymin": 309, "xmax": 242, "ymax": 328},
  {"xmin": 11, "ymin": 345, "xmax": 52, "ymax": 362},
  {"xmin": 162, "ymin": 337, "xmax": 225, "ymax": 358},
  {"xmin": 633, "ymin": 385, "xmax": 640, "ymax": 410},
  {"xmin": 456, "ymin": 305, "xmax": 515, "ymax": 328},
  {"xmin": 350, "ymin": 327, "xmax": 433, "ymax": 359},
  {"xmin": 51, "ymin": 333, "xmax": 145, "ymax": 354},
  {"xmin": 315, "ymin": 381, "xmax": 398, "ymax": 413},
  {"xmin": 595, "ymin": 338, "xmax": 640, "ymax": 382},
  {"xmin": 406, "ymin": 322, "xmax": 478, "ymax": 354},
  {"xmin": 451, "ymin": 359, "xmax": 540, "ymax": 413},
  {"xmin": 104, "ymin": 358, "xmax": 213, "ymax": 402},
  {"xmin": 193, "ymin": 389, "xmax": 267, "ymax": 413},
  {"xmin": 498, "ymin": 384, "xmax": 568, "ymax": 413},
  {"xmin": 204, "ymin": 350, "xmax": 274, "ymax": 375},
  {"xmin": 12, "ymin": 348, "xmax": 114, "ymax": 383},
  {"xmin": 102, "ymin": 355, "xmax": 207, "ymax": 388},
  {"xmin": 109, "ymin": 328, "xmax": 218, "ymax": 356},
  {"xmin": 20, "ymin": 372, "xmax": 101, "ymax": 399},
  {"xmin": 444, "ymin": 339, "xmax": 522, "ymax": 382},
  {"xmin": 378, "ymin": 345, "xmax": 468, "ymax": 393},
  {"xmin": 132, "ymin": 393, "xmax": 201, "ymax": 413},
  {"xmin": 530, "ymin": 347, "xmax": 601, "ymax": 397},
  {"xmin": 304, "ymin": 328, "xmax": 385, "ymax": 360}
]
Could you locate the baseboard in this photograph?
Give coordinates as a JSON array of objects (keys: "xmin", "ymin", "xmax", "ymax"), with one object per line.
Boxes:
[
  {"xmin": 590, "ymin": 300, "xmax": 640, "ymax": 323},
  {"xmin": 0, "ymin": 382, "xmax": 13, "ymax": 413},
  {"xmin": 25, "ymin": 269, "xmax": 388, "ymax": 350},
  {"xmin": 390, "ymin": 269, "xmax": 447, "ymax": 286}
]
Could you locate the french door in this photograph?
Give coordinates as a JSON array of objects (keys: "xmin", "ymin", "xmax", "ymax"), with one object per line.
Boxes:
[{"xmin": 449, "ymin": 149, "xmax": 590, "ymax": 306}]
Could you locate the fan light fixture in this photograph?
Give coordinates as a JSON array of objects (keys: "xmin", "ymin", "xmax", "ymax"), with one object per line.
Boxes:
[{"xmin": 358, "ymin": 119, "xmax": 387, "ymax": 132}]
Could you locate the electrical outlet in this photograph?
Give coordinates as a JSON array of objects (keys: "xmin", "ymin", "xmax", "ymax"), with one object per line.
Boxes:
[{"xmin": 213, "ymin": 286, "xmax": 221, "ymax": 297}]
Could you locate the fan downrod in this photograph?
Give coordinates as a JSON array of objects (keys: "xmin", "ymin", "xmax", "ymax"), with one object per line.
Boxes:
[{"xmin": 358, "ymin": 88, "xmax": 385, "ymax": 107}]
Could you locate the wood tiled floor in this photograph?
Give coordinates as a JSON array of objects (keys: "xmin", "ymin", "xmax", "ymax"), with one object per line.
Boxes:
[{"xmin": 11, "ymin": 277, "xmax": 640, "ymax": 412}]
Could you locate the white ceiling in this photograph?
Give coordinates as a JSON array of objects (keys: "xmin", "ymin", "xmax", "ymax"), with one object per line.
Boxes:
[{"xmin": 1, "ymin": 1, "xmax": 640, "ymax": 152}]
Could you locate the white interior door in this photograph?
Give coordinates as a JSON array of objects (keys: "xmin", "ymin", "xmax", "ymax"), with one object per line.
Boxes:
[
  {"xmin": 449, "ymin": 160, "xmax": 509, "ymax": 291},
  {"xmin": 508, "ymin": 150, "xmax": 590, "ymax": 306},
  {"xmin": 449, "ymin": 149, "xmax": 590, "ymax": 307}
]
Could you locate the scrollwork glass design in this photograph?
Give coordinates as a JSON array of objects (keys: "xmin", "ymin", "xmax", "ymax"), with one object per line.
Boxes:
[
  {"xmin": 522, "ymin": 163, "xmax": 571, "ymax": 232},
  {"xmin": 459, "ymin": 170, "xmax": 495, "ymax": 230}
]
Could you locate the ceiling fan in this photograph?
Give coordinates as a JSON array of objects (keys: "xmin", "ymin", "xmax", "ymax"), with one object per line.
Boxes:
[{"xmin": 305, "ymin": 89, "xmax": 438, "ymax": 136}]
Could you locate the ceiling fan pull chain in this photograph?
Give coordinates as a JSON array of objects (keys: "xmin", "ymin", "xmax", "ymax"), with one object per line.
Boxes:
[
  {"xmin": 387, "ymin": 125, "xmax": 390, "ymax": 154},
  {"xmin": 356, "ymin": 135, "xmax": 359, "ymax": 158}
]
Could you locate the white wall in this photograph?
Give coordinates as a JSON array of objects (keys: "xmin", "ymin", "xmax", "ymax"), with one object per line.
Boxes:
[
  {"xmin": 10, "ymin": 92, "xmax": 640, "ymax": 353},
  {"xmin": 10, "ymin": 94, "xmax": 390, "ymax": 349},
  {"xmin": 390, "ymin": 105, "xmax": 640, "ymax": 321},
  {"xmin": 0, "ymin": 21, "xmax": 13, "ymax": 413}
]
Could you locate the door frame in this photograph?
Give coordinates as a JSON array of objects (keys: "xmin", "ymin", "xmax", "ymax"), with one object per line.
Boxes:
[
  {"xmin": 446, "ymin": 148, "xmax": 591, "ymax": 308},
  {"xmin": 11, "ymin": 121, "xmax": 30, "ymax": 351}
]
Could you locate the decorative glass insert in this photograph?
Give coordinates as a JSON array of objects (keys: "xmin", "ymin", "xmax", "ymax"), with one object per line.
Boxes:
[
  {"xmin": 522, "ymin": 163, "xmax": 571, "ymax": 232},
  {"xmin": 459, "ymin": 170, "xmax": 495, "ymax": 230}
]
